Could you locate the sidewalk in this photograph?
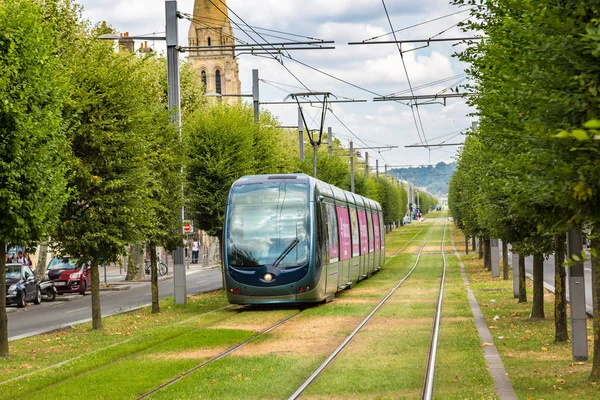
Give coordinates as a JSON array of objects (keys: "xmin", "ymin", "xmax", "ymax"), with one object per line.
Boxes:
[{"xmin": 99, "ymin": 255, "xmax": 219, "ymax": 284}]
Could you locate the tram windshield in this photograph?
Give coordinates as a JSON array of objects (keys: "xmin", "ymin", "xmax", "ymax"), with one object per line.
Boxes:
[{"xmin": 227, "ymin": 182, "xmax": 309, "ymax": 268}]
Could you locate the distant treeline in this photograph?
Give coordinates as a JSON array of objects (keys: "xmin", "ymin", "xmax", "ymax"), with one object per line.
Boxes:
[{"xmin": 388, "ymin": 162, "xmax": 456, "ymax": 197}]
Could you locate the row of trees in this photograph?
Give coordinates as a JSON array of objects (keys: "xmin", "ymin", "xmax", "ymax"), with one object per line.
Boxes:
[
  {"xmin": 0, "ymin": 0, "xmax": 431, "ymax": 357},
  {"xmin": 448, "ymin": 0, "xmax": 600, "ymax": 378}
]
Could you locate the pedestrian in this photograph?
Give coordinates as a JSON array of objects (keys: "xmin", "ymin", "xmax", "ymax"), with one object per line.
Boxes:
[
  {"xmin": 16, "ymin": 251, "xmax": 27, "ymax": 265},
  {"xmin": 192, "ymin": 237, "xmax": 199, "ymax": 264}
]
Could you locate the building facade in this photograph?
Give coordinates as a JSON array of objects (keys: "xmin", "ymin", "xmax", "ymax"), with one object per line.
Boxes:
[{"xmin": 188, "ymin": 0, "xmax": 241, "ymax": 101}]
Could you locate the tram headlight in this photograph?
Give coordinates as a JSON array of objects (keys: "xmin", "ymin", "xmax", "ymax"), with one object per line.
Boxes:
[{"xmin": 264, "ymin": 273, "xmax": 273, "ymax": 282}]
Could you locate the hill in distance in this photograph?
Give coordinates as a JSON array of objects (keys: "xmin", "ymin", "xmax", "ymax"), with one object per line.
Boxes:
[{"xmin": 388, "ymin": 162, "xmax": 456, "ymax": 197}]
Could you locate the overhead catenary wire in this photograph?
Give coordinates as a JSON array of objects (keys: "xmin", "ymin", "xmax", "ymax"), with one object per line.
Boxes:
[
  {"xmin": 382, "ymin": 0, "xmax": 428, "ymax": 146},
  {"xmin": 362, "ymin": 8, "xmax": 473, "ymax": 42}
]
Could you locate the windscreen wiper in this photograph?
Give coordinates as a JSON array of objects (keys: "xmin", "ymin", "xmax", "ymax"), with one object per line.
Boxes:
[{"xmin": 272, "ymin": 238, "xmax": 300, "ymax": 268}]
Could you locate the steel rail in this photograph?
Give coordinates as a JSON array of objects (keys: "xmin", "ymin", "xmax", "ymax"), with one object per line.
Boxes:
[
  {"xmin": 288, "ymin": 222, "xmax": 439, "ymax": 400},
  {"xmin": 136, "ymin": 310, "xmax": 302, "ymax": 400},
  {"xmin": 422, "ymin": 220, "xmax": 448, "ymax": 400}
]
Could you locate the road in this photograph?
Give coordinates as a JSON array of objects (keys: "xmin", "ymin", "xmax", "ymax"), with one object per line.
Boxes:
[
  {"xmin": 503, "ymin": 246, "xmax": 593, "ymax": 314},
  {"xmin": 7, "ymin": 267, "xmax": 223, "ymax": 340}
]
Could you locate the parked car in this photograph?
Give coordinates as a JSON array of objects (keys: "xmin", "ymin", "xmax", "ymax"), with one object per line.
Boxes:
[
  {"xmin": 5, "ymin": 263, "xmax": 41, "ymax": 307},
  {"xmin": 45, "ymin": 256, "xmax": 91, "ymax": 295}
]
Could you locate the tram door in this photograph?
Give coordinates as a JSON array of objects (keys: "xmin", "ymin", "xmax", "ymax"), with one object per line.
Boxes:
[{"xmin": 324, "ymin": 202, "xmax": 339, "ymax": 295}]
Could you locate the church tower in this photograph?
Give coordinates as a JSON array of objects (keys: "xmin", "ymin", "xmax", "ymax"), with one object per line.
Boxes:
[{"xmin": 188, "ymin": 0, "xmax": 242, "ymax": 101}]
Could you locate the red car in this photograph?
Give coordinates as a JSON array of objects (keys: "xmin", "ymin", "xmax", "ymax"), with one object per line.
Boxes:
[{"xmin": 45, "ymin": 256, "xmax": 91, "ymax": 295}]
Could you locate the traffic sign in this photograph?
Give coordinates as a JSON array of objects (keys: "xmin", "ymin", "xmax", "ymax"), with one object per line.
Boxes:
[{"xmin": 183, "ymin": 220, "xmax": 193, "ymax": 234}]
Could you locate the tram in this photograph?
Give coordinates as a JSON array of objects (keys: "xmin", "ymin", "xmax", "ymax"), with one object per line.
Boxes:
[{"xmin": 223, "ymin": 174, "xmax": 385, "ymax": 305}]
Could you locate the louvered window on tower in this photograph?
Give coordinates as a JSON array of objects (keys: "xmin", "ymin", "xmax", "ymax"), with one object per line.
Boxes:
[
  {"xmin": 208, "ymin": 37, "xmax": 211, "ymax": 46},
  {"xmin": 216, "ymin": 70, "xmax": 222, "ymax": 94},
  {"xmin": 201, "ymin": 70, "xmax": 207, "ymax": 93}
]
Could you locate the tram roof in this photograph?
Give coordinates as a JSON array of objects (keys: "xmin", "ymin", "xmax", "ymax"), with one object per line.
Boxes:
[{"xmin": 234, "ymin": 174, "xmax": 382, "ymax": 211}]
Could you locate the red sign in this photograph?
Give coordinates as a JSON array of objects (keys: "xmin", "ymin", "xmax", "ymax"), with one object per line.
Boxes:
[{"xmin": 183, "ymin": 221, "xmax": 193, "ymax": 233}]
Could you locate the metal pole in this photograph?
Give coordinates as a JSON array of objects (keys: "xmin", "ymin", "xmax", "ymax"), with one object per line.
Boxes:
[
  {"xmin": 365, "ymin": 152, "xmax": 369, "ymax": 179},
  {"xmin": 313, "ymin": 142, "xmax": 317, "ymax": 178},
  {"xmin": 328, "ymin": 127, "xmax": 332, "ymax": 155},
  {"xmin": 567, "ymin": 229, "xmax": 588, "ymax": 361},
  {"xmin": 350, "ymin": 140, "xmax": 355, "ymax": 192},
  {"xmin": 252, "ymin": 69, "xmax": 259, "ymax": 124},
  {"xmin": 298, "ymin": 108, "xmax": 304, "ymax": 161},
  {"xmin": 166, "ymin": 0, "xmax": 186, "ymax": 306},
  {"xmin": 385, "ymin": 164, "xmax": 388, "ymax": 178},
  {"xmin": 491, "ymin": 239, "xmax": 500, "ymax": 278},
  {"xmin": 376, "ymin": 159, "xmax": 379, "ymax": 182}
]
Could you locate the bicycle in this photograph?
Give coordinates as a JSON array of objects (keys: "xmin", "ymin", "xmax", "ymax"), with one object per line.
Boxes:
[{"xmin": 144, "ymin": 258, "xmax": 168, "ymax": 277}]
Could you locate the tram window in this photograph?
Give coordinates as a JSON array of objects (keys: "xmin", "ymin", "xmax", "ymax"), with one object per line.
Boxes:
[
  {"xmin": 325, "ymin": 203, "xmax": 339, "ymax": 262},
  {"xmin": 336, "ymin": 206, "xmax": 351, "ymax": 261},
  {"xmin": 349, "ymin": 207, "xmax": 360, "ymax": 257},
  {"xmin": 357, "ymin": 210, "xmax": 368, "ymax": 255},
  {"xmin": 227, "ymin": 182, "xmax": 309, "ymax": 268},
  {"xmin": 367, "ymin": 213, "xmax": 374, "ymax": 252},
  {"xmin": 373, "ymin": 213, "xmax": 381, "ymax": 251},
  {"xmin": 380, "ymin": 212, "xmax": 385, "ymax": 247}
]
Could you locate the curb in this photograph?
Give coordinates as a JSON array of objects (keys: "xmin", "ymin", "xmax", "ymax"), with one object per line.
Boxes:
[
  {"xmin": 99, "ymin": 285, "xmax": 131, "ymax": 292},
  {"xmin": 6, "ymin": 308, "xmax": 16, "ymax": 315}
]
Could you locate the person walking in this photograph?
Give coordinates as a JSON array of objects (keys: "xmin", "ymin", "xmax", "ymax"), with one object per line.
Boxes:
[{"xmin": 192, "ymin": 238, "xmax": 199, "ymax": 264}]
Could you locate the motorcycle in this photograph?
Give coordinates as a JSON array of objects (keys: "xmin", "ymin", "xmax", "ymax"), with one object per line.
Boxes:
[{"xmin": 39, "ymin": 280, "xmax": 57, "ymax": 302}]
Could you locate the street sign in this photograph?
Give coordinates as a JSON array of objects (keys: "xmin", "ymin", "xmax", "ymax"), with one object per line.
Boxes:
[{"xmin": 183, "ymin": 220, "xmax": 193, "ymax": 234}]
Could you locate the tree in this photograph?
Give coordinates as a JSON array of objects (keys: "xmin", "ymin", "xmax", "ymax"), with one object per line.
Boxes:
[
  {"xmin": 55, "ymin": 39, "xmax": 154, "ymax": 330},
  {"xmin": 0, "ymin": 0, "xmax": 70, "ymax": 357}
]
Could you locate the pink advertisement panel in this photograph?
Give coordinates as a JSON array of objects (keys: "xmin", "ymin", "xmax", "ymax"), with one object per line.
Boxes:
[
  {"xmin": 373, "ymin": 213, "xmax": 381, "ymax": 251},
  {"xmin": 358, "ymin": 211, "xmax": 368, "ymax": 255},
  {"xmin": 326, "ymin": 204, "xmax": 339, "ymax": 261},
  {"xmin": 350, "ymin": 208, "xmax": 360, "ymax": 256},
  {"xmin": 336, "ymin": 206, "xmax": 351, "ymax": 261}
]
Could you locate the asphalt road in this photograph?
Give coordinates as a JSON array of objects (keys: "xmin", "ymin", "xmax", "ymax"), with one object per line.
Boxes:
[
  {"xmin": 7, "ymin": 267, "xmax": 223, "ymax": 340},
  {"xmin": 503, "ymin": 246, "xmax": 593, "ymax": 314}
]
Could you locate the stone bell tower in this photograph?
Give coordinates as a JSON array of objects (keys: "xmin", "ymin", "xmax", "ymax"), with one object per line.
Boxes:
[{"xmin": 188, "ymin": 0, "xmax": 242, "ymax": 102}]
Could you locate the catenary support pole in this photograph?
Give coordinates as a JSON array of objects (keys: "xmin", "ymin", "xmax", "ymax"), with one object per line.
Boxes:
[
  {"xmin": 567, "ymin": 229, "xmax": 588, "ymax": 361},
  {"xmin": 512, "ymin": 246, "xmax": 519, "ymax": 298},
  {"xmin": 350, "ymin": 140, "xmax": 355, "ymax": 192},
  {"xmin": 298, "ymin": 108, "xmax": 304, "ymax": 161},
  {"xmin": 365, "ymin": 152, "xmax": 369, "ymax": 179},
  {"xmin": 376, "ymin": 159, "xmax": 379, "ymax": 183},
  {"xmin": 313, "ymin": 141, "xmax": 317, "ymax": 178},
  {"xmin": 166, "ymin": 0, "xmax": 186, "ymax": 305},
  {"xmin": 252, "ymin": 69, "xmax": 259, "ymax": 124},
  {"xmin": 491, "ymin": 239, "xmax": 500, "ymax": 278},
  {"xmin": 328, "ymin": 127, "xmax": 332, "ymax": 155}
]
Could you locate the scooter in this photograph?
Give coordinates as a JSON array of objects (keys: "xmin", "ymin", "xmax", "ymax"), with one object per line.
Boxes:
[{"xmin": 39, "ymin": 280, "xmax": 57, "ymax": 302}]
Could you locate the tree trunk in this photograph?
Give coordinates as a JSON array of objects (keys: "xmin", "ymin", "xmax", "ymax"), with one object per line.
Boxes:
[
  {"xmin": 472, "ymin": 236, "xmax": 476, "ymax": 252},
  {"xmin": 502, "ymin": 242, "xmax": 509, "ymax": 280},
  {"xmin": 478, "ymin": 237, "xmax": 483, "ymax": 259},
  {"xmin": 554, "ymin": 236, "xmax": 568, "ymax": 343},
  {"xmin": 91, "ymin": 258, "xmax": 103, "ymax": 330},
  {"xmin": 0, "ymin": 242, "xmax": 8, "ymax": 357},
  {"xmin": 531, "ymin": 253, "xmax": 545, "ymax": 319},
  {"xmin": 125, "ymin": 244, "xmax": 145, "ymax": 281},
  {"xmin": 150, "ymin": 243, "xmax": 159, "ymax": 314},
  {"xmin": 591, "ymin": 229, "xmax": 600, "ymax": 379},
  {"xmin": 36, "ymin": 242, "xmax": 49, "ymax": 281},
  {"xmin": 484, "ymin": 238, "xmax": 491, "ymax": 271},
  {"xmin": 518, "ymin": 254, "xmax": 527, "ymax": 303},
  {"xmin": 465, "ymin": 234, "xmax": 469, "ymax": 255}
]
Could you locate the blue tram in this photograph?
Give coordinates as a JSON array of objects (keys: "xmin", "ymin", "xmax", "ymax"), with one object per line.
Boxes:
[{"xmin": 223, "ymin": 174, "xmax": 385, "ymax": 304}]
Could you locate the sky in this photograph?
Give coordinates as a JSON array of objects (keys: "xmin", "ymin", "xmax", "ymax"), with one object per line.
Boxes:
[{"xmin": 75, "ymin": 0, "xmax": 477, "ymax": 170}]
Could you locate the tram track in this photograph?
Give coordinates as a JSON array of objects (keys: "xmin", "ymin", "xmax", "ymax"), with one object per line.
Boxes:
[
  {"xmin": 136, "ymin": 310, "xmax": 303, "ymax": 399},
  {"xmin": 133, "ymin": 222, "xmax": 436, "ymax": 399},
  {"xmin": 288, "ymin": 221, "xmax": 442, "ymax": 400}
]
